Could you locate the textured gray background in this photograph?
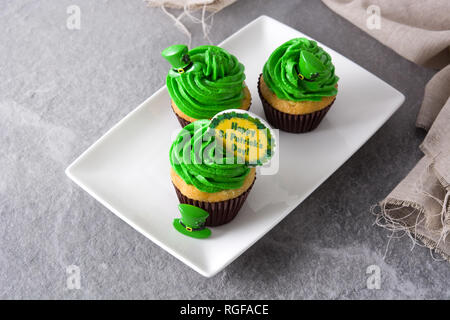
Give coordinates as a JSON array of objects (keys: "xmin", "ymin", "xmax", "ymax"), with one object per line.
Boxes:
[{"xmin": 1, "ymin": 0, "xmax": 449, "ymax": 299}]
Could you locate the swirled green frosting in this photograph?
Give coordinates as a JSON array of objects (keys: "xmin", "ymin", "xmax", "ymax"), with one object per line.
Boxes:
[
  {"xmin": 263, "ymin": 38, "xmax": 338, "ymax": 101},
  {"xmin": 170, "ymin": 120, "xmax": 250, "ymax": 193},
  {"xmin": 166, "ymin": 45, "xmax": 246, "ymax": 119}
]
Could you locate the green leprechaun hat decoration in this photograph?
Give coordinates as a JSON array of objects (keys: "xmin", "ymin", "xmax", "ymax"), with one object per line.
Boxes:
[
  {"xmin": 298, "ymin": 50, "xmax": 325, "ymax": 81},
  {"xmin": 161, "ymin": 44, "xmax": 192, "ymax": 74},
  {"xmin": 173, "ymin": 204, "xmax": 211, "ymax": 239}
]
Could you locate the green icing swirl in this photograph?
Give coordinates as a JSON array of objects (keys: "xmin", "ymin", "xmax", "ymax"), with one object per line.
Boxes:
[
  {"xmin": 263, "ymin": 38, "xmax": 339, "ymax": 101},
  {"xmin": 170, "ymin": 120, "xmax": 250, "ymax": 193},
  {"xmin": 166, "ymin": 45, "xmax": 246, "ymax": 119}
]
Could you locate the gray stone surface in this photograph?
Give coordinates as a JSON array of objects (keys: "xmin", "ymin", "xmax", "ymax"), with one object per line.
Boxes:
[{"xmin": 1, "ymin": 0, "xmax": 449, "ymax": 299}]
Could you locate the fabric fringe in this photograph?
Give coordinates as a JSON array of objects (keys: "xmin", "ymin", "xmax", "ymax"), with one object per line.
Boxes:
[
  {"xmin": 374, "ymin": 195, "xmax": 450, "ymax": 262},
  {"xmin": 414, "ymin": 233, "xmax": 450, "ymax": 263},
  {"xmin": 146, "ymin": 1, "xmax": 217, "ymax": 46}
]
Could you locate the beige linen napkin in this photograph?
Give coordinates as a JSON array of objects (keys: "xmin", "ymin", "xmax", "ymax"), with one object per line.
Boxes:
[{"xmin": 322, "ymin": 0, "xmax": 450, "ymax": 260}]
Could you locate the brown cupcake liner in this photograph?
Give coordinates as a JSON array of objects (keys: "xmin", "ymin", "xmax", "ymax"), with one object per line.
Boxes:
[
  {"xmin": 258, "ymin": 74, "xmax": 335, "ymax": 133},
  {"xmin": 171, "ymin": 104, "xmax": 192, "ymax": 128},
  {"xmin": 172, "ymin": 179, "xmax": 255, "ymax": 227}
]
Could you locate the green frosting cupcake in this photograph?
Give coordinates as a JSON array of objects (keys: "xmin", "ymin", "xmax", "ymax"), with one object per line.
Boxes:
[
  {"xmin": 263, "ymin": 38, "xmax": 339, "ymax": 102},
  {"xmin": 169, "ymin": 120, "xmax": 250, "ymax": 193},
  {"xmin": 162, "ymin": 45, "xmax": 247, "ymax": 120}
]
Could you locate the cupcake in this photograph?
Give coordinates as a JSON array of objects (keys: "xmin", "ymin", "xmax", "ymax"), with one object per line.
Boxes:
[
  {"xmin": 258, "ymin": 38, "xmax": 339, "ymax": 133},
  {"xmin": 162, "ymin": 44, "xmax": 251, "ymax": 127},
  {"xmin": 170, "ymin": 120, "xmax": 257, "ymax": 227}
]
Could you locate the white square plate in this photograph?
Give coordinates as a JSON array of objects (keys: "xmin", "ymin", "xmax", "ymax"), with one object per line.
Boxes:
[{"xmin": 66, "ymin": 15, "xmax": 405, "ymax": 277}]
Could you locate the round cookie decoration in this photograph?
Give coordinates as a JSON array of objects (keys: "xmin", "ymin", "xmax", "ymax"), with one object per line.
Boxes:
[{"xmin": 209, "ymin": 109, "xmax": 276, "ymax": 166}]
